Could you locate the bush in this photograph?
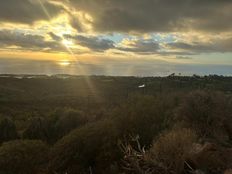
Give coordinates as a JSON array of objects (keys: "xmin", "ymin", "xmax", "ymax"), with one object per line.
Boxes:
[
  {"xmin": 150, "ymin": 128, "xmax": 197, "ymax": 174},
  {"xmin": 119, "ymin": 135, "xmax": 166, "ymax": 174},
  {"xmin": 22, "ymin": 117, "xmax": 50, "ymax": 142},
  {"xmin": 0, "ymin": 140, "xmax": 49, "ymax": 174},
  {"xmin": 190, "ymin": 143, "xmax": 232, "ymax": 174},
  {"xmin": 53, "ymin": 108, "xmax": 88, "ymax": 139},
  {"xmin": 22, "ymin": 109, "xmax": 88, "ymax": 143},
  {"xmin": 114, "ymin": 95, "xmax": 174, "ymax": 146},
  {"xmin": 177, "ymin": 90, "xmax": 231, "ymax": 142},
  {"xmin": 0, "ymin": 117, "xmax": 18, "ymax": 144},
  {"xmin": 49, "ymin": 120, "xmax": 121, "ymax": 174}
]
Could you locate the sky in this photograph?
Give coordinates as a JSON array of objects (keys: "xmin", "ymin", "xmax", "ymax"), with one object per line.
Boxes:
[{"xmin": 0, "ymin": 0, "xmax": 232, "ymax": 76}]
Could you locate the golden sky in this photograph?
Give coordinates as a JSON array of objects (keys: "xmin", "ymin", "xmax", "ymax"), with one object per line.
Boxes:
[{"xmin": 0, "ymin": 0, "xmax": 232, "ymax": 75}]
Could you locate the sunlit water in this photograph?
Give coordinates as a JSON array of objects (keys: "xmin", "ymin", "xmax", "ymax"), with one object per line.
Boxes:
[{"xmin": 0, "ymin": 58, "xmax": 232, "ymax": 76}]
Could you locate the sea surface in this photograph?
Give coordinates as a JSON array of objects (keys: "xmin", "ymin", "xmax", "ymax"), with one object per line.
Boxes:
[{"xmin": 0, "ymin": 58, "xmax": 232, "ymax": 76}]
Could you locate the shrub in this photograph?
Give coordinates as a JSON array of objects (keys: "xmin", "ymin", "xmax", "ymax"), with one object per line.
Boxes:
[
  {"xmin": 119, "ymin": 135, "xmax": 166, "ymax": 174},
  {"xmin": 54, "ymin": 108, "xmax": 88, "ymax": 139},
  {"xmin": 114, "ymin": 95, "xmax": 174, "ymax": 146},
  {"xmin": 22, "ymin": 117, "xmax": 50, "ymax": 142},
  {"xmin": 49, "ymin": 120, "xmax": 121, "ymax": 174},
  {"xmin": 190, "ymin": 143, "xmax": 232, "ymax": 174},
  {"xmin": 0, "ymin": 117, "xmax": 18, "ymax": 144},
  {"xmin": 150, "ymin": 128, "xmax": 197, "ymax": 174},
  {"xmin": 177, "ymin": 90, "xmax": 231, "ymax": 142},
  {"xmin": 0, "ymin": 140, "xmax": 49, "ymax": 174},
  {"xmin": 22, "ymin": 109, "xmax": 88, "ymax": 143}
]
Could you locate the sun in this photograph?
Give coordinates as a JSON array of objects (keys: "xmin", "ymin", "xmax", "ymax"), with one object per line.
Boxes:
[
  {"xmin": 58, "ymin": 60, "xmax": 71, "ymax": 66},
  {"xmin": 62, "ymin": 39, "xmax": 74, "ymax": 47}
]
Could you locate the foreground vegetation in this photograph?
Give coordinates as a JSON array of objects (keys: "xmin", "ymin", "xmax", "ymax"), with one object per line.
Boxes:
[{"xmin": 0, "ymin": 75, "xmax": 232, "ymax": 174}]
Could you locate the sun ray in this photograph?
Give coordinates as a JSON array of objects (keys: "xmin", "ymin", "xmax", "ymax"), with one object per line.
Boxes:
[
  {"xmin": 38, "ymin": 0, "xmax": 51, "ymax": 19},
  {"xmin": 36, "ymin": 0, "xmax": 102, "ymax": 102}
]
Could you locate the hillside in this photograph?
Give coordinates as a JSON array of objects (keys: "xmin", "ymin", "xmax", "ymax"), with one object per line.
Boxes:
[{"xmin": 0, "ymin": 75, "xmax": 232, "ymax": 174}]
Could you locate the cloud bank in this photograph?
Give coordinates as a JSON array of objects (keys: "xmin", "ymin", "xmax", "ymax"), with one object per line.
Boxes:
[{"xmin": 0, "ymin": 0, "xmax": 64, "ymax": 24}]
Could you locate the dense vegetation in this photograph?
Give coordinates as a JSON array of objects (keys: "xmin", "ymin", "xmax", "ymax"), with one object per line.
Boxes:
[{"xmin": 0, "ymin": 75, "xmax": 232, "ymax": 174}]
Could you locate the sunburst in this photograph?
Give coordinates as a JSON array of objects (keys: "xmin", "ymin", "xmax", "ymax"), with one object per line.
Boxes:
[
  {"xmin": 58, "ymin": 60, "xmax": 71, "ymax": 66},
  {"xmin": 62, "ymin": 39, "xmax": 74, "ymax": 48}
]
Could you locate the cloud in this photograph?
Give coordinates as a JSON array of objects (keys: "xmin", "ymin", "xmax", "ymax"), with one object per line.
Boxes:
[
  {"xmin": 68, "ymin": 0, "xmax": 232, "ymax": 33},
  {"xmin": 115, "ymin": 35, "xmax": 232, "ymax": 56},
  {"xmin": 167, "ymin": 37, "xmax": 232, "ymax": 54},
  {"xmin": 69, "ymin": 15, "xmax": 85, "ymax": 33},
  {"xmin": 176, "ymin": 56, "xmax": 192, "ymax": 60},
  {"xmin": 0, "ymin": 0, "xmax": 64, "ymax": 24},
  {"xmin": 65, "ymin": 34, "xmax": 115, "ymax": 51},
  {"xmin": 117, "ymin": 39, "xmax": 160, "ymax": 54},
  {"xmin": 2, "ymin": 29, "xmax": 232, "ymax": 56},
  {"xmin": 0, "ymin": 30, "xmax": 63, "ymax": 52},
  {"xmin": 0, "ymin": 30, "xmax": 114, "ymax": 53},
  {"xmin": 49, "ymin": 32, "xmax": 62, "ymax": 41}
]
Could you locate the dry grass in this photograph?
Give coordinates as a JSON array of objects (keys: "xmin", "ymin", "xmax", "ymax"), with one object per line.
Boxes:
[{"xmin": 150, "ymin": 128, "xmax": 197, "ymax": 174}]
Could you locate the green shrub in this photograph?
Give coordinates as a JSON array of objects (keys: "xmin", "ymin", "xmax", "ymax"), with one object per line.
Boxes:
[
  {"xmin": 22, "ymin": 109, "xmax": 88, "ymax": 143},
  {"xmin": 0, "ymin": 140, "xmax": 49, "ymax": 174},
  {"xmin": 22, "ymin": 117, "xmax": 50, "ymax": 142},
  {"xmin": 49, "ymin": 120, "xmax": 121, "ymax": 174},
  {"xmin": 54, "ymin": 108, "xmax": 88, "ymax": 139},
  {"xmin": 0, "ymin": 117, "xmax": 18, "ymax": 144},
  {"xmin": 114, "ymin": 95, "xmax": 174, "ymax": 146}
]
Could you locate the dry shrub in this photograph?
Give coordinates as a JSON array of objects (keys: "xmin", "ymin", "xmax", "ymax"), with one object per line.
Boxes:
[
  {"xmin": 177, "ymin": 90, "xmax": 231, "ymax": 142},
  {"xmin": 119, "ymin": 135, "xmax": 166, "ymax": 174},
  {"xmin": 190, "ymin": 143, "xmax": 232, "ymax": 174},
  {"xmin": 150, "ymin": 128, "xmax": 197, "ymax": 174}
]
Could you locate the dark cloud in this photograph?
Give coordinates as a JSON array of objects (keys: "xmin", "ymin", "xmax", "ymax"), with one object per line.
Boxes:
[
  {"xmin": 114, "ymin": 38, "xmax": 198, "ymax": 55},
  {"xmin": 168, "ymin": 42, "xmax": 214, "ymax": 53},
  {"xmin": 69, "ymin": 15, "xmax": 85, "ymax": 33},
  {"xmin": 49, "ymin": 32, "xmax": 62, "ymax": 41},
  {"xmin": 115, "ymin": 36, "xmax": 232, "ymax": 55},
  {"xmin": 0, "ymin": 30, "xmax": 114, "ymax": 53},
  {"xmin": 0, "ymin": 0, "xmax": 63, "ymax": 24},
  {"xmin": 117, "ymin": 39, "xmax": 160, "ymax": 54},
  {"xmin": 68, "ymin": 0, "xmax": 232, "ymax": 33},
  {"xmin": 0, "ymin": 30, "xmax": 63, "ymax": 52},
  {"xmin": 65, "ymin": 34, "xmax": 115, "ymax": 51},
  {"xmin": 1, "ymin": 29, "xmax": 232, "ymax": 56},
  {"xmin": 168, "ymin": 38, "xmax": 232, "ymax": 54}
]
